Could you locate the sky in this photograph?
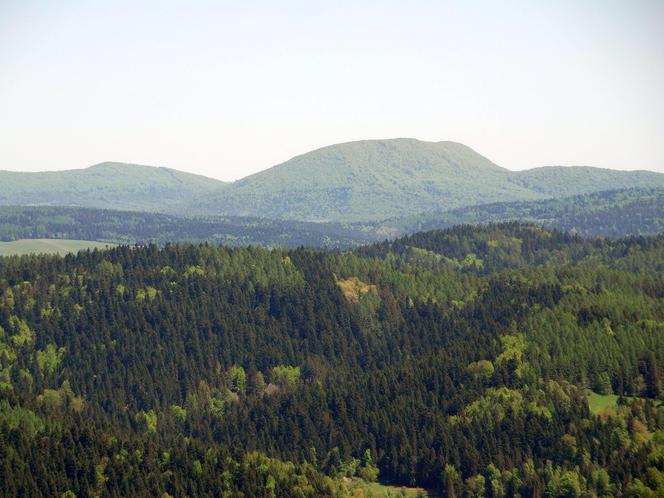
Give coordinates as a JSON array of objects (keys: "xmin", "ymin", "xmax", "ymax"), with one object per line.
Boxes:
[{"xmin": 0, "ymin": 0, "xmax": 663, "ymax": 181}]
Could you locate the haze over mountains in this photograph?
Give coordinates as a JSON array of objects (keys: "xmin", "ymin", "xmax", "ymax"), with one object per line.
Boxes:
[{"xmin": 2, "ymin": 139, "xmax": 664, "ymax": 223}]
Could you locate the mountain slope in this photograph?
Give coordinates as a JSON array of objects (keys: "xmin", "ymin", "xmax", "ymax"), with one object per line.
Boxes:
[
  {"xmin": 383, "ymin": 187, "xmax": 664, "ymax": 238},
  {"xmin": 184, "ymin": 139, "xmax": 541, "ymax": 221},
  {"xmin": 183, "ymin": 138, "xmax": 664, "ymax": 222},
  {"xmin": 0, "ymin": 162, "xmax": 225, "ymax": 211}
]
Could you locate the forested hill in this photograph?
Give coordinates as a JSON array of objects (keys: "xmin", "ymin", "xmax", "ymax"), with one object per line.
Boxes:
[
  {"xmin": 382, "ymin": 188, "xmax": 664, "ymax": 239},
  {"xmin": 0, "ymin": 206, "xmax": 377, "ymax": 248},
  {"xmin": 0, "ymin": 162, "xmax": 224, "ymax": 211},
  {"xmin": 1, "ymin": 224, "xmax": 664, "ymax": 496},
  {"xmin": 183, "ymin": 139, "xmax": 664, "ymax": 221},
  {"xmin": 182, "ymin": 139, "xmax": 537, "ymax": 221},
  {"xmin": 509, "ymin": 166, "xmax": 664, "ymax": 198}
]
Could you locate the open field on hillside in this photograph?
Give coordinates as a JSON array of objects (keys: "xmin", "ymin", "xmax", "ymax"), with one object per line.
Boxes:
[
  {"xmin": 587, "ymin": 392, "xmax": 621, "ymax": 414},
  {"xmin": 0, "ymin": 239, "xmax": 116, "ymax": 256},
  {"xmin": 586, "ymin": 391, "xmax": 654, "ymax": 415}
]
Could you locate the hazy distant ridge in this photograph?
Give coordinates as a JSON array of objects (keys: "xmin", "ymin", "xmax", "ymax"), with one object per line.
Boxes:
[
  {"xmin": 2, "ymin": 139, "xmax": 664, "ymax": 221},
  {"xmin": 0, "ymin": 162, "xmax": 225, "ymax": 211},
  {"xmin": 183, "ymin": 139, "xmax": 664, "ymax": 221}
]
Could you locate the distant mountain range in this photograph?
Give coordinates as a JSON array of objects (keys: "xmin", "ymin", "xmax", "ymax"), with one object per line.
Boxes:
[{"xmin": 2, "ymin": 139, "xmax": 663, "ymax": 222}]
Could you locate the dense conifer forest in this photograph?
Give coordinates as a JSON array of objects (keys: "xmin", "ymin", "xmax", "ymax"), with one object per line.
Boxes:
[{"xmin": 1, "ymin": 223, "xmax": 663, "ymax": 496}]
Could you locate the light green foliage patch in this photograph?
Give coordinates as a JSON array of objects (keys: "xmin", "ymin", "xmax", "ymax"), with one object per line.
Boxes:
[
  {"xmin": 271, "ymin": 365, "xmax": 301, "ymax": 387},
  {"xmin": 136, "ymin": 409, "xmax": 158, "ymax": 433},
  {"xmin": 496, "ymin": 334, "xmax": 529, "ymax": 379},
  {"xmin": 1, "ymin": 288, "xmax": 15, "ymax": 309},
  {"xmin": 9, "ymin": 316, "xmax": 35, "ymax": 347},
  {"xmin": 97, "ymin": 260, "xmax": 123, "ymax": 277},
  {"xmin": 0, "ymin": 341, "xmax": 16, "ymax": 363},
  {"xmin": 0, "ymin": 400, "xmax": 46, "ymax": 437},
  {"xmin": 40, "ymin": 388, "xmax": 64, "ymax": 408},
  {"xmin": 136, "ymin": 286, "xmax": 158, "ymax": 302},
  {"xmin": 171, "ymin": 404, "xmax": 187, "ymax": 423},
  {"xmin": 184, "ymin": 265, "xmax": 206, "ymax": 278},
  {"xmin": 37, "ymin": 381, "xmax": 84, "ymax": 412},
  {"xmin": 209, "ymin": 397, "xmax": 226, "ymax": 418},
  {"xmin": 0, "ymin": 365, "xmax": 12, "ymax": 391},
  {"xmin": 460, "ymin": 387, "xmax": 552, "ymax": 426},
  {"xmin": 36, "ymin": 343, "xmax": 65, "ymax": 376},
  {"xmin": 229, "ymin": 365, "xmax": 247, "ymax": 394}
]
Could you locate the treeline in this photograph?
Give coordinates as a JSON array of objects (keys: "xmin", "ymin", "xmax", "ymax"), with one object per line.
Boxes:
[{"xmin": 0, "ymin": 224, "xmax": 664, "ymax": 496}]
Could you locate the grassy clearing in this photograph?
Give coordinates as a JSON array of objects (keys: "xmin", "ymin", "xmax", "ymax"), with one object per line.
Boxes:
[
  {"xmin": 587, "ymin": 392, "xmax": 620, "ymax": 414},
  {"xmin": 587, "ymin": 391, "xmax": 654, "ymax": 415},
  {"xmin": 0, "ymin": 239, "xmax": 116, "ymax": 256},
  {"xmin": 342, "ymin": 478, "xmax": 432, "ymax": 497}
]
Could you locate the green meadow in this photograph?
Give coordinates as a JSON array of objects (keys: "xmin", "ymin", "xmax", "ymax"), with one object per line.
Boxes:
[{"xmin": 0, "ymin": 239, "xmax": 115, "ymax": 256}]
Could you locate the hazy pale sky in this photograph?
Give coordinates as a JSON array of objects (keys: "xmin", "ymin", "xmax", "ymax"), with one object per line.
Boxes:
[{"xmin": 1, "ymin": 0, "xmax": 663, "ymax": 180}]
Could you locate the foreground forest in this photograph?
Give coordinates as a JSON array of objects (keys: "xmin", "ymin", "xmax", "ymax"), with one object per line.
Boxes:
[{"xmin": 1, "ymin": 224, "xmax": 664, "ymax": 496}]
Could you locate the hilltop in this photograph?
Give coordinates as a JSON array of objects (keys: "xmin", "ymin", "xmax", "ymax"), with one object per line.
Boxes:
[
  {"xmin": 0, "ymin": 162, "xmax": 225, "ymax": 211},
  {"xmin": 184, "ymin": 139, "xmax": 538, "ymax": 221},
  {"xmin": 184, "ymin": 138, "xmax": 664, "ymax": 221}
]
